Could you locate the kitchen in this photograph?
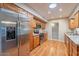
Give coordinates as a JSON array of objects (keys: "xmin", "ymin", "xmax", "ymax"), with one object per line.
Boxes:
[{"xmin": 0, "ymin": 3, "xmax": 79, "ymax": 56}]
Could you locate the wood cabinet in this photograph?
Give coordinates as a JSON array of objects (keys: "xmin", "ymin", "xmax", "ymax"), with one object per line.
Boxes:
[
  {"xmin": 74, "ymin": 12, "xmax": 79, "ymax": 28},
  {"xmin": 72, "ymin": 41, "xmax": 77, "ymax": 56},
  {"xmin": 29, "ymin": 32, "xmax": 34, "ymax": 51},
  {"xmin": 30, "ymin": 19, "xmax": 36, "ymax": 28},
  {"xmin": 64, "ymin": 34, "xmax": 79, "ymax": 56},
  {"xmin": 70, "ymin": 39, "xmax": 73, "ymax": 56},
  {"xmin": 2, "ymin": 3, "xmax": 19, "ymax": 13},
  {"xmin": 69, "ymin": 19, "xmax": 76, "ymax": 29},
  {"xmin": 69, "ymin": 11, "xmax": 79, "ymax": 29},
  {"xmin": 44, "ymin": 33, "xmax": 48, "ymax": 41},
  {"xmin": 64, "ymin": 34, "xmax": 70, "ymax": 55},
  {"xmin": 0, "ymin": 3, "xmax": 4, "ymax": 8},
  {"xmin": 34, "ymin": 35, "xmax": 40, "ymax": 48}
]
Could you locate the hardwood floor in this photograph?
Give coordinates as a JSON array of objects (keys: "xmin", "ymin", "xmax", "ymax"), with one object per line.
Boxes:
[{"xmin": 29, "ymin": 40, "xmax": 68, "ymax": 56}]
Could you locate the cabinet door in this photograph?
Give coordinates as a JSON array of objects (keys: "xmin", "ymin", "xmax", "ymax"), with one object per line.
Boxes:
[
  {"xmin": 72, "ymin": 42, "xmax": 77, "ymax": 56},
  {"xmin": 69, "ymin": 19, "xmax": 75, "ymax": 29},
  {"xmin": 0, "ymin": 3, "xmax": 4, "ymax": 8},
  {"xmin": 29, "ymin": 32, "xmax": 34, "ymax": 51},
  {"xmin": 66, "ymin": 36, "xmax": 70, "ymax": 56},
  {"xmin": 44, "ymin": 33, "xmax": 48, "ymax": 41},
  {"xmin": 34, "ymin": 36, "xmax": 40, "ymax": 48},
  {"xmin": 64, "ymin": 34, "xmax": 67, "ymax": 46},
  {"xmin": 70, "ymin": 40, "xmax": 73, "ymax": 56},
  {"xmin": 74, "ymin": 12, "xmax": 79, "ymax": 28},
  {"xmin": 69, "ymin": 12, "xmax": 79, "ymax": 29},
  {"xmin": 30, "ymin": 19, "xmax": 36, "ymax": 28}
]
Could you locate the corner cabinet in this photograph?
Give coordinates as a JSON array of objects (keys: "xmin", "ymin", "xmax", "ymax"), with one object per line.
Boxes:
[{"xmin": 69, "ymin": 11, "xmax": 79, "ymax": 29}]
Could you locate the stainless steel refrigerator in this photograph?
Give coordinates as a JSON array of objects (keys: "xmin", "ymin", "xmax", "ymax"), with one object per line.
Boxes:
[{"xmin": 0, "ymin": 8, "xmax": 30, "ymax": 56}]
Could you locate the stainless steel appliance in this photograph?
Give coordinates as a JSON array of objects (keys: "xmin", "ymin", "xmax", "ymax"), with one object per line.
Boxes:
[{"xmin": 0, "ymin": 8, "xmax": 30, "ymax": 56}]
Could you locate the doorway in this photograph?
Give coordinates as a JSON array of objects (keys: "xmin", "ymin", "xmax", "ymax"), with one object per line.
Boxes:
[{"xmin": 52, "ymin": 23, "xmax": 59, "ymax": 40}]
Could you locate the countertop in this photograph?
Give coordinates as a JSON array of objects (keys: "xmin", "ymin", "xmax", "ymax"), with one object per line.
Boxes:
[
  {"xmin": 33, "ymin": 33, "xmax": 39, "ymax": 36},
  {"xmin": 65, "ymin": 33, "xmax": 79, "ymax": 45}
]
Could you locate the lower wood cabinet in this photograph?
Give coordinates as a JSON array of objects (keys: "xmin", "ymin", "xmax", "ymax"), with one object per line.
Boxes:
[
  {"xmin": 64, "ymin": 34, "xmax": 70, "ymax": 55},
  {"xmin": 70, "ymin": 39, "xmax": 73, "ymax": 56},
  {"xmin": 64, "ymin": 34, "xmax": 79, "ymax": 56},
  {"xmin": 34, "ymin": 35, "xmax": 40, "ymax": 48},
  {"xmin": 44, "ymin": 33, "xmax": 48, "ymax": 41},
  {"xmin": 72, "ymin": 41, "xmax": 77, "ymax": 56}
]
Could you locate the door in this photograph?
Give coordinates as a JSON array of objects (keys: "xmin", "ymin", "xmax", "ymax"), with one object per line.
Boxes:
[
  {"xmin": 0, "ymin": 8, "xmax": 18, "ymax": 56},
  {"xmin": 18, "ymin": 13, "xmax": 30, "ymax": 56},
  {"xmin": 52, "ymin": 23, "xmax": 59, "ymax": 39}
]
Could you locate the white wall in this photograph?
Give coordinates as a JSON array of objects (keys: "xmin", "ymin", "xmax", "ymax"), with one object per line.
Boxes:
[{"xmin": 46, "ymin": 19, "xmax": 69, "ymax": 42}]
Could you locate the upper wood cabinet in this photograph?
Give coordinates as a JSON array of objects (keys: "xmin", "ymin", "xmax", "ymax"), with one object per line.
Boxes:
[
  {"xmin": 74, "ymin": 12, "xmax": 79, "ymax": 28},
  {"xmin": 0, "ymin": 3, "xmax": 4, "ymax": 8},
  {"xmin": 2, "ymin": 3, "xmax": 19, "ymax": 13},
  {"xmin": 69, "ymin": 11, "xmax": 79, "ymax": 29},
  {"xmin": 69, "ymin": 19, "xmax": 76, "ymax": 29},
  {"xmin": 30, "ymin": 19, "xmax": 36, "ymax": 28}
]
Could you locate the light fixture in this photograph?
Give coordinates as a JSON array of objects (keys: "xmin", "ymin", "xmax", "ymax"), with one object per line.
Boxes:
[
  {"xmin": 49, "ymin": 3, "xmax": 57, "ymax": 9},
  {"xmin": 48, "ymin": 11, "xmax": 51, "ymax": 14},
  {"xmin": 51, "ymin": 23, "xmax": 55, "ymax": 27},
  {"xmin": 1, "ymin": 21, "xmax": 16, "ymax": 24},
  {"xmin": 59, "ymin": 8, "xmax": 62, "ymax": 12},
  {"xmin": 59, "ymin": 15, "xmax": 62, "ymax": 18},
  {"xmin": 71, "ymin": 19, "xmax": 74, "ymax": 22}
]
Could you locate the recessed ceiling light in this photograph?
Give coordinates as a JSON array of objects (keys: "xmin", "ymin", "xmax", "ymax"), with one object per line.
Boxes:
[
  {"xmin": 59, "ymin": 8, "xmax": 62, "ymax": 12},
  {"xmin": 59, "ymin": 15, "xmax": 62, "ymax": 18},
  {"xmin": 51, "ymin": 23, "xmax": 55, "ymax": 27},
  {"xmin": 48, "ymin": 11, "xmax": 51, "ymax": 14},
  {"xmin": 49, "ymin": 3, "xmax": 57, "ymax": 9}
]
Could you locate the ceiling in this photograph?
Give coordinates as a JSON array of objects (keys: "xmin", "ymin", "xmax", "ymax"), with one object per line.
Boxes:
[{"xmin": 26, "ymin": 3, "xmax": 78, "ymax": 21}]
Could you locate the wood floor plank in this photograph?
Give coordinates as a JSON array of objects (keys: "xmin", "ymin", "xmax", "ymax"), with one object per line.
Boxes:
[{"xmin": 30, "ymin": 40, "xmax": 68, "ymax": 56}]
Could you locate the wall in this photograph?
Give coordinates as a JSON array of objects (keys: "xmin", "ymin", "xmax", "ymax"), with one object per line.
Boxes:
[{"xmin": 46, "ymin": 19, "xmax": 69, "ymax": 42}]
